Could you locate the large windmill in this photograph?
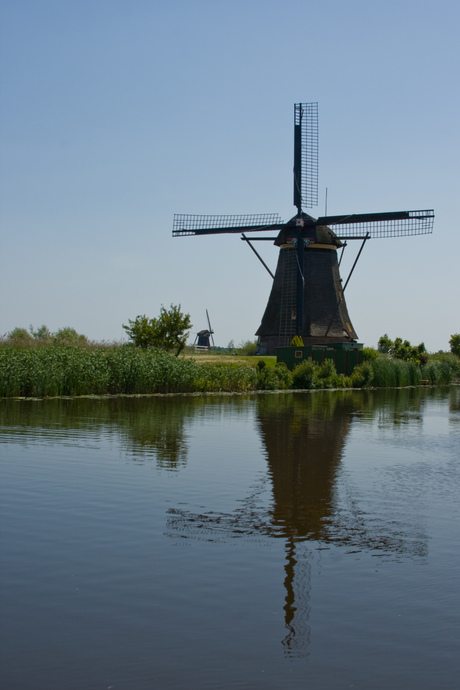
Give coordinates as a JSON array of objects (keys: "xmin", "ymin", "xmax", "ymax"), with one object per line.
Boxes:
[{"xmin": 173, "ymin": 103, "xmax": 434, "ymax": 355}]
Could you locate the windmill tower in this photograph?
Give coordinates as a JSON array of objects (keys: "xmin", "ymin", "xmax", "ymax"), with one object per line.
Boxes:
[{"xmin": 173, "ymin": 104, "xmax": 434, "ymax": 355}]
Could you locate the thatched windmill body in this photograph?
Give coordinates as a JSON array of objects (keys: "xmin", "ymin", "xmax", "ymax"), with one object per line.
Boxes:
[{"xmin": 173, "ymin": 104, "xmax": 434, "ymax": 355}]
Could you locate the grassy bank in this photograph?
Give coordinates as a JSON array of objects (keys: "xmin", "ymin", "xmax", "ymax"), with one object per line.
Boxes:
[{"xmin": 0, "ymin": 343, "xmax": 458, "ymax": 398}]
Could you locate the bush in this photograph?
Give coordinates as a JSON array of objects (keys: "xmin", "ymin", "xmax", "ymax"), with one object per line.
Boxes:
[
  {"xmin": 316, "ymin": 358, "xmax": 337, "ymax": 388},
  {"xmin": 236, "ymin": 339, "xmax": 258, "ymax": 356},
  {"xmin": 363, "ymin": 347, "xmax": 378, "ymax": 361},
  {"xmin": 350, "ymin": 362, "xmax": 374, "ymax": 387},
  {"xmin": 256, "ymin": 361, "xmax": 293, "ymax": 390},
  {"xmin": 292, "ymin": 359, "xmax": 318, "ymax": 389}
]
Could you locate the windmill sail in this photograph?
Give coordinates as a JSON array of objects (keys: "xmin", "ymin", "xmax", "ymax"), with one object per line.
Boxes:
[
  {"xmin": 173, "ymin": 213, "xmax": 283, "ymax": 237},
  {"xmin": 317, "ymin": 209, "xmax": 434, "ymax": 238},
  {"xmin": 294, "ymin": 103, "xmax": 318, "ymax": 212}
]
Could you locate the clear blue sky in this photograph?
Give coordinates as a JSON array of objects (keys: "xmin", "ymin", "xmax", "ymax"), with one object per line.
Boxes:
[{"xmin": 1, "ymin": 0, "xmax": 458, "ymax": 351}]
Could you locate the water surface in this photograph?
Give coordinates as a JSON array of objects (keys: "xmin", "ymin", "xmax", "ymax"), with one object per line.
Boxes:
[{"xmin": 1, "ymin": 387, "xmax": 459, "ymax": 689}]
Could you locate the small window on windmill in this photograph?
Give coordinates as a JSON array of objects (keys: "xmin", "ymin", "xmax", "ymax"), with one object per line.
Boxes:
[
  {"xmin": 291, "ymin": 309, "xmax": 296, "ymax": 321},
  {"xmin": 295, "ymin": 350, "xmax": 303, "ymax": 359}
]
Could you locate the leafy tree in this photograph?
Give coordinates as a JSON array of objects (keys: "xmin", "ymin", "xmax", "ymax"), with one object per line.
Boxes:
[
  {"xmin": 449, "ymin": 333, "xmax": 460, "ymax": 358},
  {"xmin": 377, "ymin": 334, "xmax": 427, "ymax": 364},
  {"xmin": 7, "ymin": 327, "xmax": 33, "ymax": 342},
  {"xmin": 30, "ymin": 324, "xmax": 52, "ymax": 340},
  {"xmin": 377, "ymin": 334, "xmax": 393, "ymax": 354},
  {"xmin": 123, "ymin": 304, "xmax": 192, "ymax": 355},
  {"xmin": 54, "ymin": 327, "xmax": 88, "ymax": 346}
]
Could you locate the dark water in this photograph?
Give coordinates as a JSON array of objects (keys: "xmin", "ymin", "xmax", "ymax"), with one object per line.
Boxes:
[{"xmin": 1, "ymin": 387, "xmax": 459, "ymax": 689}]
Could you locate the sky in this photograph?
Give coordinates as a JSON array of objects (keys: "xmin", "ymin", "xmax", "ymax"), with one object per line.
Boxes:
[{"xmin": 1, "ymin": 0, "xmax": 458, "ymax": 352}]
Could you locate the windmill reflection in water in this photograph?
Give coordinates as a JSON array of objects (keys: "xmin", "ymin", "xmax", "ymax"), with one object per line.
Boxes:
[{"xmin": 166, "ymin": 394, "xmax": 428, "ymax": 657}]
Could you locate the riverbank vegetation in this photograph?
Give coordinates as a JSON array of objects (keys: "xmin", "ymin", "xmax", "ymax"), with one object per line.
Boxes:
[{"xmin": 0, "ymin": 337, "xmax": 458, "ymax": 398}]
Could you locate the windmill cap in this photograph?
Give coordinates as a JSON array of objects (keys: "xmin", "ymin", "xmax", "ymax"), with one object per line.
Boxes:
[{"xmin": 274, "ymin": 213, "xmax": 344, "ymax": 248}]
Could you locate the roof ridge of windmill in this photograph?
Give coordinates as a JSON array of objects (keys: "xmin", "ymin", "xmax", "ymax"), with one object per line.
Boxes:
[{"xmin": 173, "ymin": 103, "xmax": 434, "ymax": 356}]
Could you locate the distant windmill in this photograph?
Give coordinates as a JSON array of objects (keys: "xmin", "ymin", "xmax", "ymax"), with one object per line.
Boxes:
[
  {"xmin": 194, "ymin": 310, "xmax": 215, "ymax": 351},
  {"xmin": 173, "ymin": 103, "xmax": 434, "ymax": 355}
]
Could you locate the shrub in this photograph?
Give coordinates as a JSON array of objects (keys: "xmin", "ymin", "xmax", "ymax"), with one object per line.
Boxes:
[
  {"xmin": 236, "ymin": 339, "xmax": 258, "ymax": 356},
  {"xmin": 350, "ymin": 362, "xmax": 374, "ymax": 387},
  {"xmin": 363, "ymin": 347, "xmax": 378, "ymax": 361},
  {"xmin": 256, "ymin": 361, "xmax": 293, "ymax": 390},
  {"xmin": 316, "ymin": 358, "xmax": 338, "ymax": 388},
  {"xmin": 292, "ymin": 359, "xmax": 318, "ymax": 389}
]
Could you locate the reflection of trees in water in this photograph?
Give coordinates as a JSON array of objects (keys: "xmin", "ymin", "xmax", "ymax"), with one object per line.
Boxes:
[
  {"xmin": 112, "ymin": 397, "xmax": 192, "ymax": 469},
  {"xmin": 166, "ymin": 389, "xmax": 431, "ymax": 658},
  {"xmin": 0, "ymin": 394, "xmax": 259, "ymax": 471},
  {"xmin": 449, "ymin": 385, "xmax": 460, "ymax": 413},
  {"xmin": 0, "ymin": 396, "xmax": 194, "ymax": 470},
  {"xmin": 115, "ymin": 395, "xmax": 259, "ymax": 469}
]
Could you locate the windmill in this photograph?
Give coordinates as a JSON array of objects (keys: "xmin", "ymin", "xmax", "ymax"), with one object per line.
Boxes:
[
  {"xmin": 194, "ymin": 309, "xmax": 215, "ymax": 351},
  {"xmin": 173, "ymin": 103, "xmax": 434, "ymax": 355}
]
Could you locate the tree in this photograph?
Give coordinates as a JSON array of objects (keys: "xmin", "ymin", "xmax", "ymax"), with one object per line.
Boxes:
[
  {"xmin": 7, "ymin": 327, "xmax": 33, "ymax": 342},
  {"xmin": 123, "ymin": 304, "xmax": 192, "ymax": 355},
  {"xmin": 377, "ymin": 334, "xmax": 427, "ymax": 364},
  {"xmin": 54, "ymin": 327, "xmax": 88, "ymax": 346},
  {"xmin": 30, "ymin": 324, "xmax": 52, "ymax": 341},
  {"xmin": 236, "ymin": 339, "xmax": 258, "ymax": 356},
  {"xmin": 449, "ymin": 334, "xmax": 460, "ymax": 358},
  {"xmin": 377, "ymin": 333, "xmax": 393, "ymax": 354}
]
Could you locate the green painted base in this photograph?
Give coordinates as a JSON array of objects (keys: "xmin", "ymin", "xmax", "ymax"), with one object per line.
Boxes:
[{"xmin": 276, "ymin": 343, "xmax": 363, "ymax": 375}]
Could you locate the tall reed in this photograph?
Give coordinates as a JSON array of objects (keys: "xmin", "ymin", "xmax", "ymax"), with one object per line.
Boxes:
[{"xmin": 0, "ymin": 344, "xmax": 455, "ymax": 398}]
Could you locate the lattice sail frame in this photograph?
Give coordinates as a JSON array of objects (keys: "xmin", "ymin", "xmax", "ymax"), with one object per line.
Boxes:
[
  {"xmin": 319, "ymin": 209, "xmax": 435, "ymax": 239},
  {"xmin": 294, "ymin": 102, "xmax": 318, "ymax": 211},
  {"xmin": 173, "ymin": 213, "xmax": 283, "ymax": 237}
]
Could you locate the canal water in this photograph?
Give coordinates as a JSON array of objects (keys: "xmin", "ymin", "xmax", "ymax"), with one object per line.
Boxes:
[{"xmin": 1, "ymin": 387, "xmax": 459, "ymax": 689}]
